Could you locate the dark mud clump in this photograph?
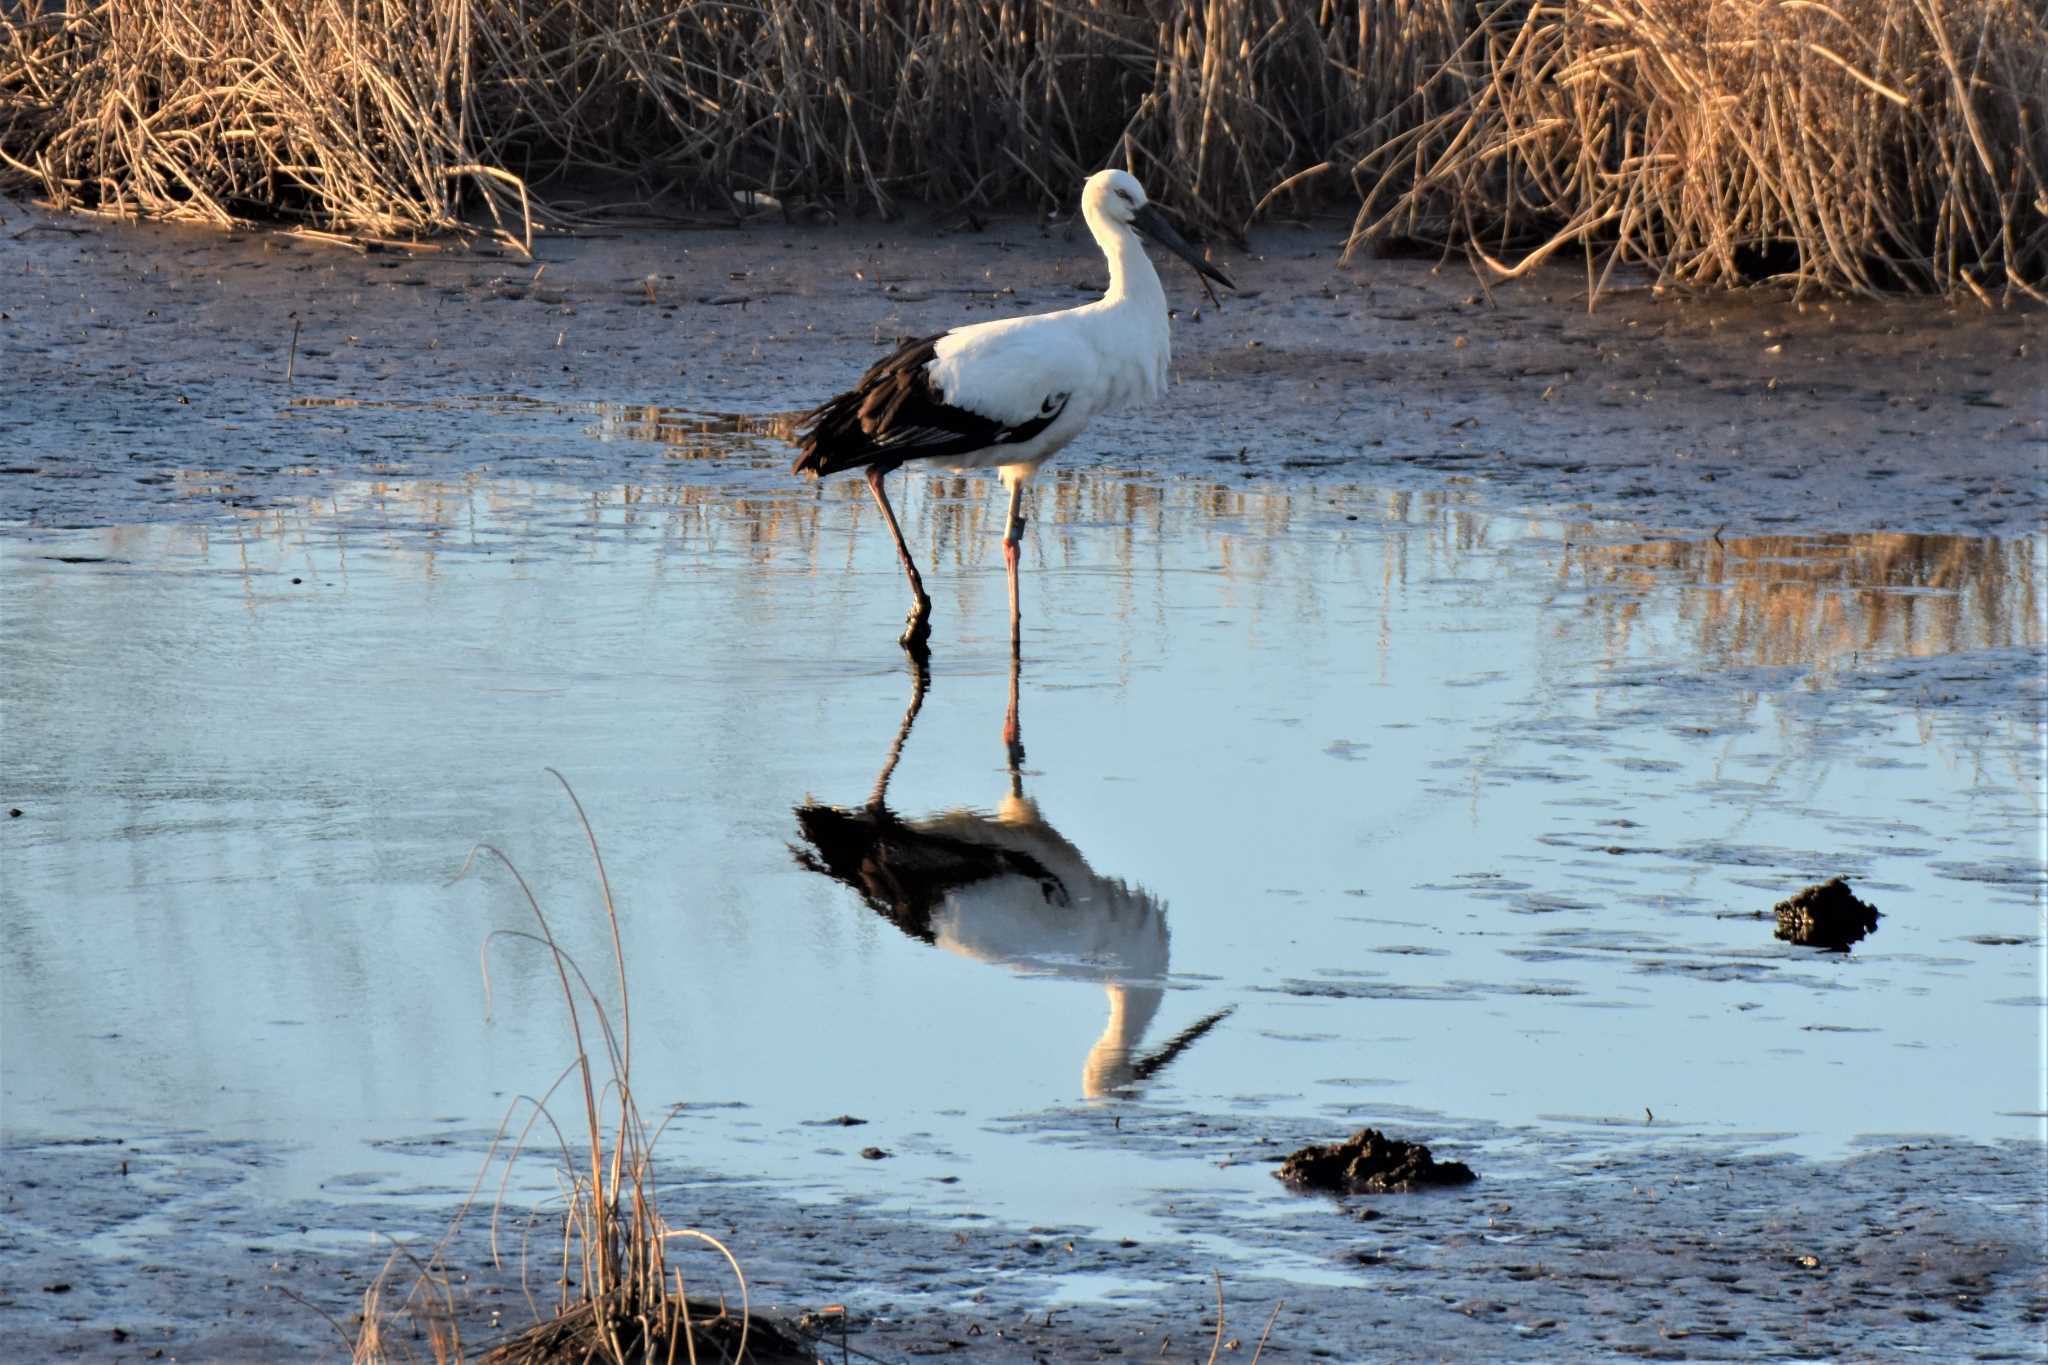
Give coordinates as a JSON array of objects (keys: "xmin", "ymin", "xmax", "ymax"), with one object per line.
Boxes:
[
  {"xmin": 1274, "ymin": 1127, "xmax": 1477, "ymax": 1194},
  {"xmin": 1774, "ymin": 877, "xmax": 1881, "ymax": 951},
  {"xmin": 478, "ymin": 1298, "xmax": 812, "ymax": 1365}
]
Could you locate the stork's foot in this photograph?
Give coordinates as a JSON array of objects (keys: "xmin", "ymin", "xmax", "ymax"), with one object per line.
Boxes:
[{"xmin": 899, "ymin": 597, "xmax": 933, "ymax": 653}]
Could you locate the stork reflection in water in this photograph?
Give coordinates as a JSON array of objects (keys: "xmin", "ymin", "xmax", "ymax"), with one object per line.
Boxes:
[{"xmin": 792, "ymin": 655, "xmax": 1229, "ymax": 1098}]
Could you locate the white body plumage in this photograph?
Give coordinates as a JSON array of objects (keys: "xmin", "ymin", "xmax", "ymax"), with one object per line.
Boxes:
[{"xmin": 921, "ymin": 191, "xmax": 1176, "ymax": 482}]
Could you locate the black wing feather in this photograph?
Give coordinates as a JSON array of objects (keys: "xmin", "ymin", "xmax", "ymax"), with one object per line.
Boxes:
[
  {"xmin": 792, "ymin": 801, "xmax": 1070, "ymax": 943},
  {"xmin": 792, "ymin": 333, "xmax": 1066, "ymax": 477}
]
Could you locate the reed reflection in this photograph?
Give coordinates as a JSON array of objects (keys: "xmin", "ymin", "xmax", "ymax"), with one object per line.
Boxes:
[
  {"xmin": 1568, "ymin": 530, "xmax": 2038, "ymax": 671},
  {"xmin": 792, "ymin": 654, "xmax": 1228, "ymax": 1099}
]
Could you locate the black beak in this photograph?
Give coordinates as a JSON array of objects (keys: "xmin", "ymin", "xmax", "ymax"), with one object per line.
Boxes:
[{"xmin": 1131, "ymin": 202, "xmax": 1234, "ymax": 292}]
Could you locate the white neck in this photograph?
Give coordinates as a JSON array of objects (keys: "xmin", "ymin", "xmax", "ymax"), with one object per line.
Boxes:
[{"xmin": 1087, "ymin": 208, "xmax": 1165, "ymax": 310}]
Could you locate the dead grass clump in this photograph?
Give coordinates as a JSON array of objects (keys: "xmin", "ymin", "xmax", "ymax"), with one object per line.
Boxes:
[
  {"xmin": 1344, "ymin": 0, "xmax": 2048, "ymax": 299},
  {"xmin": 351, "ymin": 771, "xmax": 804, "ymax": 1364},
  {"xmin": 0, "ymin": 0, "xmax": 534, "ymax": 247}
]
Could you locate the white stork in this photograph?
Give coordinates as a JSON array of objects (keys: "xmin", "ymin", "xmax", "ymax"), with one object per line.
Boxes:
[{"xmin": 792, "ymin": 169, "xmax": 1233, "ymax": 651}]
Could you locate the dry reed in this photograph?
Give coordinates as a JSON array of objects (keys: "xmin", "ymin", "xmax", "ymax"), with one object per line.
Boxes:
[
  {"xmin": 1341, "ymin": 0, "xmax": 2048, "ymax": 299},
  {"xmin": 0, "ymin": 0, "xmax": 1470, "ymax": 245},
  {"xmin": 3, "ymin": 0, "xmax": 2042, "ymax": 296},
  {"xmin": 350, "ymin": 771, "xmax": 801, "ymax": 1364}
]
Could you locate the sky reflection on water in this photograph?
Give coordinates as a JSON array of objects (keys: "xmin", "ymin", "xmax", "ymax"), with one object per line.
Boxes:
[{"xmin": 3, "ymin": 462, "xmax": 2040, "ymax": 1240}]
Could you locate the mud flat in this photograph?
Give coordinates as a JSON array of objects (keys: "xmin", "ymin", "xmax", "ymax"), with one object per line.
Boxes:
[
  {"xmin": 1, "ymin": 200, "xmax": 2039, "ymax": 536},
  {"xmin": 5, "ymin": 1125, "xmax": 2043, "ymax": 1362}
]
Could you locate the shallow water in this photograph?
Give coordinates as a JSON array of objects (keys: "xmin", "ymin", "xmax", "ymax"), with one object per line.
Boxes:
[{"xmin": 3, "ymin": 407, "xmax": 2042, "ymax": 1271}]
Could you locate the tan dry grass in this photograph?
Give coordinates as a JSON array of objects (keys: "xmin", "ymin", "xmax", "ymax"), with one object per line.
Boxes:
[
  {"xmin": 1343, "ymin": 0, "xmax": 2048, "ymax": 299},
  {"xmin": 0, "ymin": 0, "xmax": 1463, "ymax": 244},
  {"xmin": 2, "ymin": 1, "xmax": 2041, "ymax": 296},
  {"xmin": 0, "ymin": 0, "xmax": 530, "ymax": 244},
  {"xmin": 349, "ymin": 772, "xmax": 790, "ymax": 1364}
]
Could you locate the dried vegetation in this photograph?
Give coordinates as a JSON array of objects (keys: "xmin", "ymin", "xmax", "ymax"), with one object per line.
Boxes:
[
  {"xmin": 3, "ymin": 2, "xmax": 2039, "ymax": 288},
  {"xmin": 1344, "ymin": 0, "xmax": 2048, "ymax": 299},
  {"xmin": 349, "ymin": 773, "xmax": 806, "ymax": 1364}
]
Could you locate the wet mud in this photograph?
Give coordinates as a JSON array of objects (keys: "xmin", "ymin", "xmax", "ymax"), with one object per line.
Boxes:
[
  {"xmin": 1274, "ymin": 1127, "xmax": 1478, "ymax": 1194},
  {"xmin": 1774, "ymin": 877, "xmax": 1883, "ymax": 952},
  {"xmin": 1, "ymin": 200, "xmax": 2040, "ymax": 537},
  {"xmin": 5, "ymin": 1129, "xmax": 2042, "ymax": 1362},
  {"xmin": 479, "ymin": 1300, "xmax": 809, "ymax": 1365}
]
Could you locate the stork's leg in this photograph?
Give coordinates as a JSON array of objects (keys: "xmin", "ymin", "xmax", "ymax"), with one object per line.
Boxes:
[
  {"xmin": 867, "ymin": 651, "xmax": 931, "ymax": 809},
  {"xmin": 1002, "ymin": 476, "xmax": 1027, "ymax": 648},
  {"xmin": 865, "ymin": 464, "xmax": 932, "ymax": 651},
  {"xmin": 1003, "ymin": 631, "xmax": 1024, "ymax": 773}
]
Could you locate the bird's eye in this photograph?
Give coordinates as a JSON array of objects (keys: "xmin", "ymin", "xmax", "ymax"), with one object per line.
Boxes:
[{"xmin": 1114, "ymin": 188, "xmax": 1134, "ymax": 204}]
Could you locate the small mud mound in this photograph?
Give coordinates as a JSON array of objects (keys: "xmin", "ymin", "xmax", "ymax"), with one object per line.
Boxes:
[
  {"xmin": 1274, "ymin": 1127, "xmax": 1477, "ymax": 1194},
  {"xmin": 477, "ymin": 1298, "xmax": 812, "ymax": 1364},
  {"xmin": 1774, "ymin": 877, "xmax": 1880, "ymax": 951}
]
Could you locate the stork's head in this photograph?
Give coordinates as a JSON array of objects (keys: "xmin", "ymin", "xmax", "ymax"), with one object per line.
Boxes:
[
  {"xmin": 1082, "ymin": 168, "xmax": 1150, "ymax": 226},
  {"xmin": 1081, "ymin": 170, "xmax": 1235, "ymax": 292}
]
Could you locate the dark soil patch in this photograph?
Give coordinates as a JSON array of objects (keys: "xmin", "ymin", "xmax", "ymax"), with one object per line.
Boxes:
[
  {"xmin": 477, "ymin": 1298, "xmax": 810, "ymax": 1364},
  {"xmin": 1774, "ymin": 877, "xmax": 1881, "ymax": 951},
  {"xmin": 1274, "ymin": 1127, "xmax": 1478, "ymax": 1194}
]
